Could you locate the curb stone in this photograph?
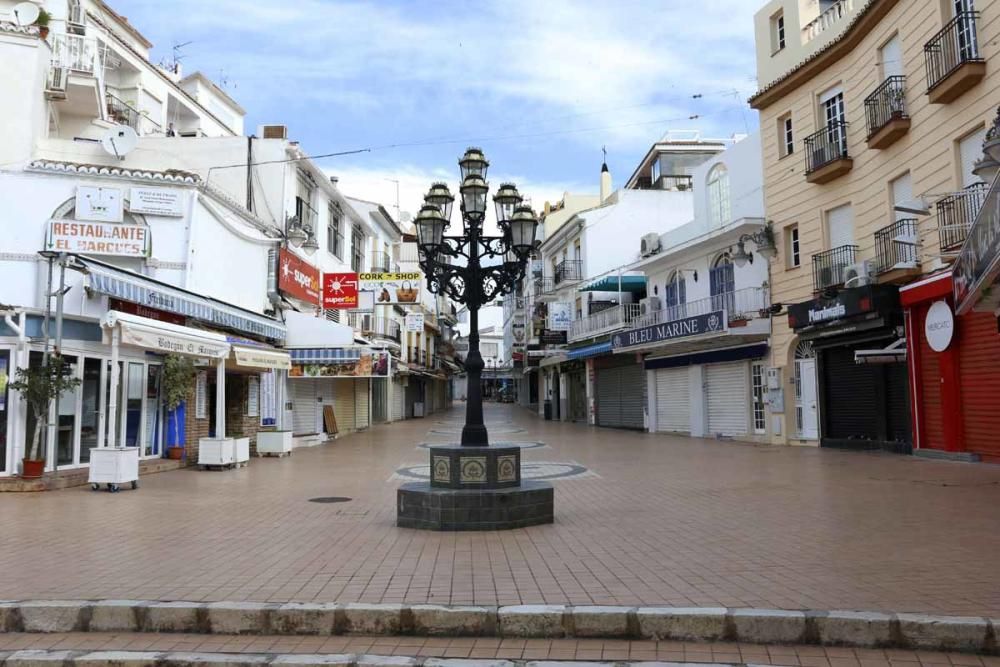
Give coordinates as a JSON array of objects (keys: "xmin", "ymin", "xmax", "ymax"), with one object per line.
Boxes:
[{"xmin": 0, "ymin": 601, "xmax": 996, "ymax": 654}]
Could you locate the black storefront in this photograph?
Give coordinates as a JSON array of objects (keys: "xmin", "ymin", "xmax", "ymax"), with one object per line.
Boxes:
[{"xmin": 788, "ymin": 284, "xmax": 911, "ymax": 454}]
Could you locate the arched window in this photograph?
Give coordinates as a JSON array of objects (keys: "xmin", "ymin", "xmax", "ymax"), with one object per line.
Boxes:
[
  {"xmin": 707, "ymin": 164, "xmax": 730, "ymax": 227},
  {"xmin": 664, "ymin": 270, "xmax": 686, "ymax": 318}
]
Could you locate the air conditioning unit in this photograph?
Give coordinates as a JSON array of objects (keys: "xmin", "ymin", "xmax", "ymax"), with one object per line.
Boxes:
[
  {"xmin": 639, "ymin": 296, "xmax": 662, "ymax": 314},
  {"xmin": 640, "ymin": 233, "xmax": 661, "ymax": 257},
  {"xmin": 843, "ymin": 260, "xmax": 875, "ymax": 287},
  {"xmin": 260, "ymin": 124, "xmax": 288, "ymax": 139},
  {"xmin": 68, "ymin": 1, "xmax": 85, "ymax": 27},
  {"xmin": 47, "ymin": 67, "xmax": 68, "ymax": 93}
]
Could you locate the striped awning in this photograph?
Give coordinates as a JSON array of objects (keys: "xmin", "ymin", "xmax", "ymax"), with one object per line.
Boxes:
[
  {"xmin": 566, "ymin": 341, "xmax": 612, "ymax": 360},
  {"xmin": 82, "ymin": 257, "xmax": 285, "ymax": 340},
  {"xmin": 289, "ymin": 348, "xmax": 362, "ymax": 364}
]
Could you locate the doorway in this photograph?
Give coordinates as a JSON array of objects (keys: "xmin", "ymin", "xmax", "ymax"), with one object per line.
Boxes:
[{"xmin": 794, "ymin": 341, "xmax": 819, "ymax": 439}]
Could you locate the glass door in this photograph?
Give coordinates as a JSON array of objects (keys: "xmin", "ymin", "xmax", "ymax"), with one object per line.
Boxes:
[
  {"xmin": 79, "ymin": 358, "xmax": 103, "ymax": 463},
  {"xmin": 144, "ymin": 364, "xmax": 163, "ymax": 457},
  {"xmin": 54, "ymin": 355, "xmax": 79, "ymax": 468},
  {"xmin": 0, "ymin": 350, "xmax": 10, "ymax": 475}
]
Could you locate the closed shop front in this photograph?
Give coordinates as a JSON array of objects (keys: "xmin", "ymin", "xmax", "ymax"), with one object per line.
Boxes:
[
  {"xmin": 354, "ymin": 378, "xmax": 370, "ymax": 430},
  {"xmin": 654, "ymin": 367, "xmax": 689, "ymax": 433},
  {"xmin": 291, "ymin": 379, "xmax": 336, "ymax": 436},
  {"xmin": 392, "ymin": 377, "xmax": 406, "ymax": 422},
  {"xmin": 705, "ymin": 362, "xmax": 749, "ymax": 437},
  {"xmin": 594, "ymin": 356, "xmax": 645, "ymax": 430}
]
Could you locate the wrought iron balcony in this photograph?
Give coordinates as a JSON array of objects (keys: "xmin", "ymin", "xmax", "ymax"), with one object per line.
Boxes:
[
  {"xmin": 370, "ymin": 251, "xmax": 396, "ymax": 273},
  {"xmin": 937, "ymin": 183, "xmax": 988, "ymax": 252},
  {"xmin": 569, "ymin": 303, "xmax": 641, "ymax": 342},
  {"xmin": 347, "ymin": 313, "xmax": 400, "ymax": 342},
  {"xmin": 924, "ymin": 11, "xmax": 985, "ymax": 103},
  {"xmin": 864, "ymin": 76, "xmax": 909, "ymax": 148},
  {"xmin": 629, "ymin": 287, "xmax": 770, "ymax": 331},
  {"xmin": 874, "ymin": 218, "xmax": 919, "ymax": 273},
  {"xmin": 106, "ymin": 92, "xmax": 162, "ymax": 136},
  {"xmin": 554, "ymin": 259, "xmax": 583, "ymax": 285},
  {"xmin": 804, "ymin": 121, "xmax": 852, "ymax": 183},
  {"xmin": 50, "ymin": 33, "xmax": 99, "ymax": 74},
  {"xmin": 812, "ymin": 245, "xmax": 858, "ymax": 291}
]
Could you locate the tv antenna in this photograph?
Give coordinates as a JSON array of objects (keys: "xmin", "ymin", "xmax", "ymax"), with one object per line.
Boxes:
[
  {"xmin": 161, "ymin": 40, "xmax": 193, "ymax": 74},
  {"xmin": 100, "ymin": 125, "xmax": 139, "ymax": 160},
  {"xmin": 11, "ymin": 2, "xmax": 40, "ymax": 26}
]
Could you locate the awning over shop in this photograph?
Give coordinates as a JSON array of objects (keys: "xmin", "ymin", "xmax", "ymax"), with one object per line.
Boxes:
[
  {"xmin": 284, "ymin": 310, "xmax": 354, "ymax": 347},
  {"xmin": 231, "ymin": 345, "xmax": 291, "ymax": 370},
  {"xmin": 566, "ymin": 341, "xmax": 612, "ymax": 360},
  {"xmin": 289, "ymin": 347, "xmax": 361, "ymax": 364},
  {"xmin": 579, "ymin": 275, "xmax": 647, "ymax": 293},
  {"xmin": 539, "ymin": 353, "xmax": 568, "ymax": 369},
  {"xmin": 102, "ymin": 310, "xmax": 230, "ymax": 358},
  {"xmin": 82, "ymin": 256, "xmax": 286, "ymax": 341}
]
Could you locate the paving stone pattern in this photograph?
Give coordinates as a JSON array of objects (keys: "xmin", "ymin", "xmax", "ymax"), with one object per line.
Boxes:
[{"xmin": 0, "ymin": 406, "xmax": 999, "ymax": 616}]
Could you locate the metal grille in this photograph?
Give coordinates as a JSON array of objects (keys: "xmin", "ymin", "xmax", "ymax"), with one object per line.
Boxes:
[
  {"xmin": 864, "ymin": 76, "xmax": 907, "ymax": 140},
  {"xmin": 924, "ymin": 11, "xmax": 982, "ymax": 92}
]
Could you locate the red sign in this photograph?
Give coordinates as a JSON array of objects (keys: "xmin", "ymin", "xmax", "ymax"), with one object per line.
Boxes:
[
  {"xmin": 323, "ymin": 272, "xmax": 359, "ymax": 309},
  {"xmin": 278, "ymin": 248, "xmax": 320, "ymax": 304},
  {"xmin": 109, "ymin": 298, "xmax": 186, "ymax": 326}
]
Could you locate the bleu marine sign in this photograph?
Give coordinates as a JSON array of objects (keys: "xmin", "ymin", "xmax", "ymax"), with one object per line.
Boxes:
[{"xmin": 612, "ymin": 311, "xmax": 726, "ymax": 350}]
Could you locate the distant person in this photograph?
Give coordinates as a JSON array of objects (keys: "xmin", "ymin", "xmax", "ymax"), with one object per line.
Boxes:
[{"xmin": 166, "ymin": 122, "xmax": 176, "ymax": 137}]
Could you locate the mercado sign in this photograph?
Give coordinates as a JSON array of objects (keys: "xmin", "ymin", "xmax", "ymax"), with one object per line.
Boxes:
[
  {"xmin": 289, "ymin": 350, "xmax": 390, "ymax": 378},
  {"xmin": 359, "ymin": 272, "xmax": 422, "ymax": 304},
  {"xmin": 278, "ymin": 248, "xmax": 320, "ymax": 304},
  {"xmin": 612, "ymin": 311, "xmax": 726, "ymax": 350},
  {"xmin": 47, "ymin": 220, "xmax": 150, "ymax": 257},
  {"xmin": 954, "ymin": 175, "xmax": 1000, "ymax": 315}
]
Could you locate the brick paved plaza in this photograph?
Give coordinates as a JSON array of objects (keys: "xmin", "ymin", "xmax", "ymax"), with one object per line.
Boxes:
[{"xmin": 2, "ymin": 404, "xmax": 999, "ymax": 617}]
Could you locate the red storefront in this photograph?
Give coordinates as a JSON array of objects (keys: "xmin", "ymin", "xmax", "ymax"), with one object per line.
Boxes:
[{"xmin": 901, "ymin": 272, "xmax": 1000, "ymax": 463}]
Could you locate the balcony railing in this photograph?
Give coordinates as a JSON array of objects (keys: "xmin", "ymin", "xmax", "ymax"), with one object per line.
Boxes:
[
  {"xmin": 812, "ymin": 245, "xmax": 858, "ymax": 291},
  {"xmin": 554, "ymin": 259, "xmax": 583, "ymax": 285},
  {"xmin": 347, "ymin": 313, "xmax": 400, "ymax": 342},
  {"xmin": 804, "ymin": 121, "xmax": 850, "ymax": 175},
  {"xmin": 629, "ymin": 287, "xmax": 770, "ymax": 331},
  {"xmin": 864, "ymin": 76, "xmax": 907, "ymax": 140},
  {"xmin": 937, "ymin": 182, "xmax": 988, "ymax": 252},
  {"xmin": 874, "ymin": 218, "xmax": 919, "ymax": 273},
  {"xmin": 105, "ymin": 92, "xmax": 162, "ymax": 136},
  {"xmin": 924, "ymin": 11, "xmax": 983, "ymax": 92},
  {"xmin": 533, "ymin": 275, "xmax": 555, "ymax": 294},
  {"xmin": 803, "ymin": 0, "xmax": 853, "ymax": 44},
  {"xmin": 569, "ymin": 303, "xmax": 641, "ymax": 342},
  {"xmin": 370, "ymin": 251, "xmax": 396, "ymax": 273},
  {"xmin": 656, "ymin": 174, "xmax": 694, "ymax": 191},
  {"xmin": 409, "ymin": 347, "xmax": 428, "ymax": 367},
  {"xmin": 50, "ymin": 33, "xmax": 99, "ymax": 74}
]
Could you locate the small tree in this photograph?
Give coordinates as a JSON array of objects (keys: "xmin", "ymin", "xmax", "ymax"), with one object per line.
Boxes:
[
  {"xmin": 162, "ymin": 354, "xmax": 196, "ymax": 447},
  {"xmin": 8, "ymin": 356, "xmax": 81, "ymax": 462}
]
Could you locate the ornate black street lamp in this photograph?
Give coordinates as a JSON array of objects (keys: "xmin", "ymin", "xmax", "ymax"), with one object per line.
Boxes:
[{"xmin": 414, "ymin": 148, "xmax": 538, "ymax": 447}]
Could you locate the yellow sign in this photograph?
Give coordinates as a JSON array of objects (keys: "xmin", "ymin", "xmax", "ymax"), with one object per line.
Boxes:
[{"xmin": 358, "ymin": 272, "xmax": 422, "ymax": 304}]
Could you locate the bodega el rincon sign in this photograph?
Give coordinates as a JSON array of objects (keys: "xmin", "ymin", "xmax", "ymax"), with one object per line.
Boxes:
[{"xmin": 612, "ymin": 311, "xmax": 726, "ymax": 350}]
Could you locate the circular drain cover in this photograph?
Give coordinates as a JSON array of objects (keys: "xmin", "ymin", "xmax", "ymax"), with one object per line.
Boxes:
[{"xmin": 309, "ymin": 497, "xmax": 352, "ymax": 504}]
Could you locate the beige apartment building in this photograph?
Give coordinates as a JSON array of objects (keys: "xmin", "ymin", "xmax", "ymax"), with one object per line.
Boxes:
[{"xmin": 750, "ymin": 0, "xmax": 1000, "ymax": 452}]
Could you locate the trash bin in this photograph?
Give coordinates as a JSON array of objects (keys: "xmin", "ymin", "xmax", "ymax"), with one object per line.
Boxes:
[{"xmin": 544, "ymin": 400, "xmax": 552, "ymax": 420}]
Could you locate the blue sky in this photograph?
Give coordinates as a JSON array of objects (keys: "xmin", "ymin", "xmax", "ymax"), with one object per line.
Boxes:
[{"xmin": 116, "ymin": 0, "xmax": 761, "ymax": 217}]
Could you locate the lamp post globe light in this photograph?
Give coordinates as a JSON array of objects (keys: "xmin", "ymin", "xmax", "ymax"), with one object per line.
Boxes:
[{"xmin": 398, "ymin": 148, "xmax": 554, "ymax": 531}]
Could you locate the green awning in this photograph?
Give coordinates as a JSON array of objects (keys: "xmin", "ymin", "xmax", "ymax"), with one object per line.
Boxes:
[{"xmin": 579, "ymin": 275, "xmax": 647, "ymax": 293}]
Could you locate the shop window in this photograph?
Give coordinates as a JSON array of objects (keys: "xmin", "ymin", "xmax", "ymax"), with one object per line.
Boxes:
[
  {"xmin": 0, "ymin": 349, "xmax": 9, "ymax": 474},
  {"xmin": 54, "ymin": 354, "xmax": 79, "ymax": 467},
  {"xmin": 752, "ymin": 362, "xmax": 766, "ymax": 434}
]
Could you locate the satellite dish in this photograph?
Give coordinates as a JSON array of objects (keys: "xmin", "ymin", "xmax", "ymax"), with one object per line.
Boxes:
[
  {"xmin": 100, "ymin": 125, "xmax": 139, "ymax": 160},
  {"xmin": 12, "ymin": 2, "xmax": 40, "ymax": 26}
]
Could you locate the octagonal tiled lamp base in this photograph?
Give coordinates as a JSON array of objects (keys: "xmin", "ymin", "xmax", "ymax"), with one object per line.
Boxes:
[{"xmin": 396, "ymin": 444, "xmax": 554, "ymax": 531}]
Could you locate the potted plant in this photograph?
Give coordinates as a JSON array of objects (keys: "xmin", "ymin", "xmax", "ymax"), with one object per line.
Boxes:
[
  {"xmin": 8, "ymin": 356, "xmax": 80, "ymax": 479},
  {"xmin": 34, "ymin": 8, "xmax": 51, "ymax": 39},
  {"xmin": 162, "ymin": 354, "xmax": 195, "ymax": 460}
]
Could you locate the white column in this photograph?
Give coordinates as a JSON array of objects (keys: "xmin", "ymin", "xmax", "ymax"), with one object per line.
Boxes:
[
  {"xmin": 106, "ymin": 327, "xmax": 121, "ymax": 449},
  {"xmin": 216, "ymin": 360, "xmax": 226, "ymax": 438}
]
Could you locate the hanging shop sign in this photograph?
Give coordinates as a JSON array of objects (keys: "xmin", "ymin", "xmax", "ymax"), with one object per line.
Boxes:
[
  {"xmin": 351, "ymin": 291, "xmax": 375, "ymax": 313},
  {"xmin": 548, "ymin": 302, "xmax": 573, "ymax": 331},
  {"xmin": 322, "ymin": 272, "xmax": 359, "ymax": 309},
  {"xmin": 290, "ymin": 350, "xmax": 391, "ymax": 378},
  {"xmin": 540, "ymin": 330, "xmax": 568, "ymax": 345},
  {"xmin": 454, "ymin": 340, "xmax": 470, "ymax": 352},
  {"xmin": 612, "ymin": 311, "xmax": 725, "ymax": 350},
  {"xmin": 116, "ymin": 321, "xmax": 230, "ymax": 358},
  {"xmin": 787, "ymin": 284, "xmax": 900, "ymax": 331},
  {"xmin": 278, "ymin": 248, "xmax": 321, "ymax": 304},
  {"xmin": 954, "ymin": 178, "xmax": 1000, "ymax": 315},
  {"xmin": 46, "ymin": 220, "xmax": 149, "ymax": 257},
  {"xmin": 109, "ymin": 298, "xmax": 186, "ymax": 326},
  {"xmin": 75, "ymin": 186, "xmax": 123, "ymax": 222},
  {"xmin": 924, "ymin": 300, "xmax": 955, "ymax": 352},
  {"xmin": 128, "ymin": 187, "xmax": 184, "ymax": 217},
  {"xmin": 405, "ymin": 313, "xmax": 425, "ymax": 332},
  {"xmin": 359, "ymin": 272, "xmax": 422, "ymax": 304}
]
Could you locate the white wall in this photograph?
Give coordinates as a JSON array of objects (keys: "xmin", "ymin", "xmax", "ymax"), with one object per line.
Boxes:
[
  {"xmin": 0, "ymin": 26, "xmax": 49, "ymax": 167},
  {"xmin": 691, "ymin": 133, "xmax": 764, "ymax": 229}
]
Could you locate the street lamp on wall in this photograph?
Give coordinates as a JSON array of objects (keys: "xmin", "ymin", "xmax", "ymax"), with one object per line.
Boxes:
[{"xmin": 731, "ymin": 220, "xmax": 778, "ymax": 268}]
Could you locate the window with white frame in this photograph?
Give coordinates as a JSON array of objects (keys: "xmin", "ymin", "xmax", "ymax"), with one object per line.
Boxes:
[
  {"xmin": 707, "ymin": 164, "xmax": 730, "ymax": 228},
  {"xmin": 785, "ymin": 224, "xmax": 801, "ymax": 268},
  {"xmin": 778, "ymin": 113, "xmax": 794, "ymax": 157},
  {"xmin": 327, "ymin": 202, "xmax": 343, "ymax": 258},
  {"xmin": 771, "ymin": 10, "xmax": 786, "ymax": 52},
  {"xmin": 751, "ymin": 362, "xmax": 766, "ymax": 434}
]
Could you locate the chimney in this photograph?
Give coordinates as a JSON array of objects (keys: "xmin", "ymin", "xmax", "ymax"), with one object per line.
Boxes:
[{"xmin": 600, "ymin": 162, "xmax": 612, "ymax": 203}]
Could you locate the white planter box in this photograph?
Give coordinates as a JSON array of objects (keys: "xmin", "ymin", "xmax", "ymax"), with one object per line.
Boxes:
[
  {"xmin": 198, "ymin": 437, "xmax": 235, "ymax": 466},
  {"xmin": 234, "ymin": 437, "xmax": 250, "ymax": 465},
  {"xmin": 88, "ymin": 447, "xmax": 140, "ymax": 491},
  {"xmin": 257, "ymin": 430, "xmax": 293, "ymax": 456}
]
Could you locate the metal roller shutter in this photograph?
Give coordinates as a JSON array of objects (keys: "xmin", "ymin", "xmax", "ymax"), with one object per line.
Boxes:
[
  {"xmin": 355, "ymin": 379, "xmax": 370, "ymax": 430},
  {"xmin": 958, "ymin": 311, "xmax": 1000, "ymax": 460},
  {"xmin": 291, "ymin": 382, "xmax": 317, "ymax": 436},
  {"xmin": 655, "ymin": 367, "xmax": 689, "ymax": 433},
  {"xmin": 596, "ymin": 367, "xmax": 620, "ymax": 427},
  {"xmin": 332, "ymin": 378, "xmax": 355, "ymax": 433},
  {"xmin": 392, "ymin": 379, "xmax": 405, "ymax": 421},
  {"xmin": 596, "ymin": 363, "xmax": 645, "ymax": 430},
  {"xmin": 918, "ymin": 305, "xmax": 945, "ymax": 448},
  {"xmin": 822, "ymin": 346, "xmax": 879, "ymax": 439},
  {"xmin": 706, "ymin": 362, "xmax": 748, "ymax": 436}
]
